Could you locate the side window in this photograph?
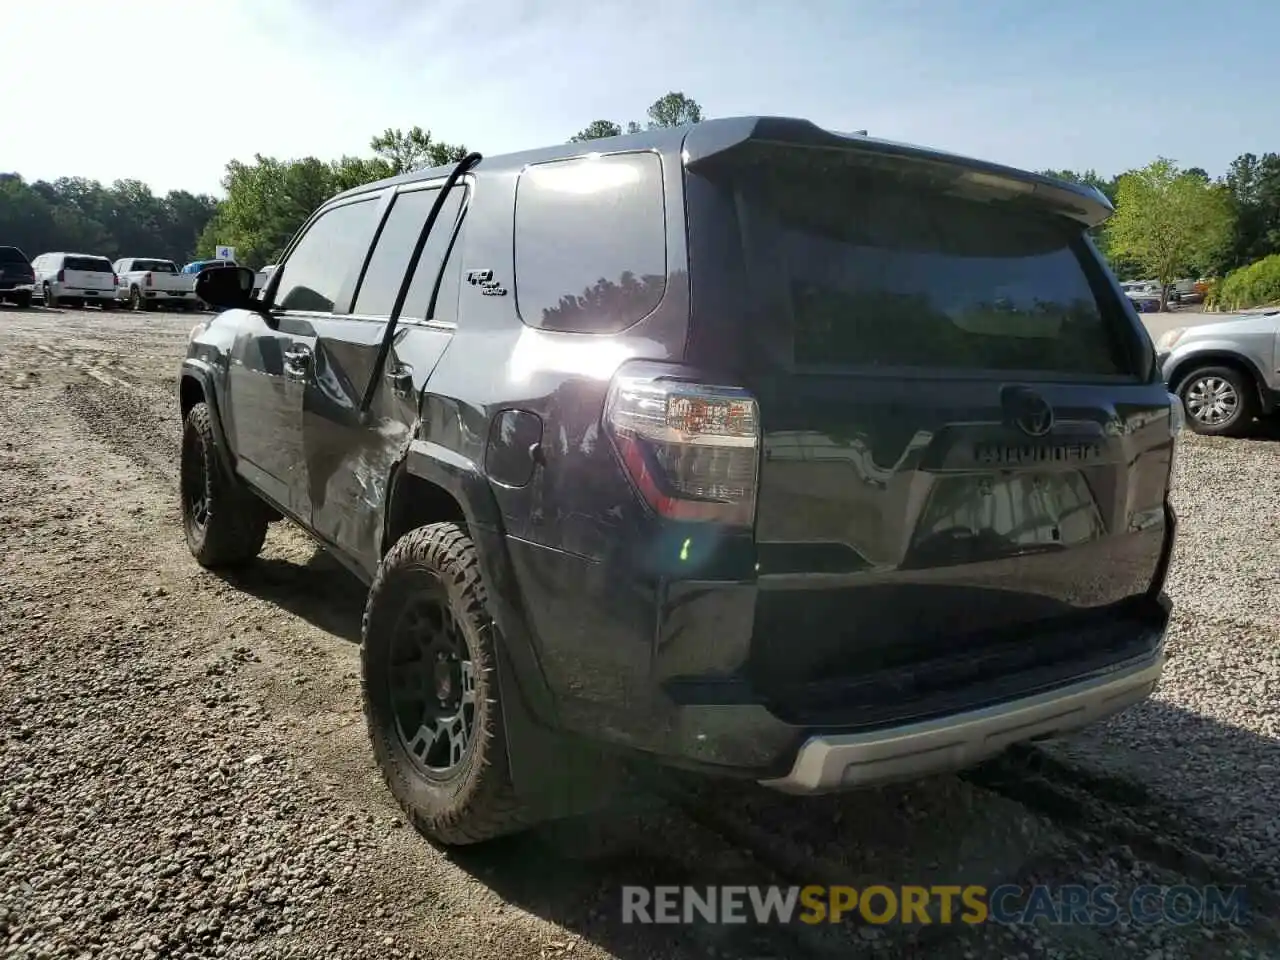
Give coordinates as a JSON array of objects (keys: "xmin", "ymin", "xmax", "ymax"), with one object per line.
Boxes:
[
  {"xmin": 351, "ymin": 187, "xmax": 467, "ymax": 320},
  {"xmin": 514, "ymin": 152, "xmax": 666, "ymax": 333},
  {"xmin": 272, "ymin": 198, "xmax": 381, "ymax": 313}
]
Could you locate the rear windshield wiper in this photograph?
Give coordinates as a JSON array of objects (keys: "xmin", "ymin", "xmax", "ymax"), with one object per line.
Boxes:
[{"xmin": 359, "ymin": 151, "xmax": 482, "ymax": 418}]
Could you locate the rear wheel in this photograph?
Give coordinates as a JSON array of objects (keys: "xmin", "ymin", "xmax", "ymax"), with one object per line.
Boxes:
[
  {"xmin": 180, "ymin": 402, "xmax": 269, "ymax": 566},
  {"xmin": 1178, "ymin": 365, "xmax": 1257, "ymax": 437},
  {"xmin": 129, "ymin": 287, "xmax": 143, "ymax": 311},
  {"xmin": 362, "ymin": 522, "xmax": 535, "ymax": 846}
]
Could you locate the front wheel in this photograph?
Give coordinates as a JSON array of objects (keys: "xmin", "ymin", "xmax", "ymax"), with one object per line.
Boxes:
[
  {"xmin": 43, "ymin": 284, "xmax": 57, "ymax": 308},
  {"xmin": 180, "ymin": 403, "xmax": 269, "ymax": 566},
  {"xmin": 1178, "ymin": 365, "xmax": 1257, "ymax": 437},
  {"xmin": 362, "ymin": 522, "xmax": 535, "ymax": 846}
]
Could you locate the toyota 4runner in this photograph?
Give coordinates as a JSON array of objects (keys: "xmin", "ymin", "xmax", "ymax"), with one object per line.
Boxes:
[{"xmin": 178, "ymin": 117, "xmax": 1181, "ymax": 846}]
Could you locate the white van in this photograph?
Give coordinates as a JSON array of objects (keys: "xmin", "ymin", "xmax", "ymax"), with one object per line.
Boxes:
[{"xmin": 31, "ymin": 252, "xmax": 117, "ymax": 309}]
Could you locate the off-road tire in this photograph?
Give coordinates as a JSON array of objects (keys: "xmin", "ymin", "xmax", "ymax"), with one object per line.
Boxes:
[
  {"xmin": 362, "ymin": 522, "xmax": 534, "ymax": 846},
  {"xmin": 1177, "ymin": 365, "xmax": 1257, "ymax": 438},
  {"xmin": 180, "ymin": 402, "xmax": 268, "ymax": 567}
]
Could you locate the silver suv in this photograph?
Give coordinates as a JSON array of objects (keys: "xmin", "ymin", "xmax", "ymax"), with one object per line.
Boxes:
[{"xmin": 1157, "ymin": 310, "xmax": 1280, "ymax": 435}]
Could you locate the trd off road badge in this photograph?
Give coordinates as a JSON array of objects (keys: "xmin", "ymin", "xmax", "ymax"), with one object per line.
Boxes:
[{"xmin": 465, "ymin": 269, "xmax": 507, "ymax": 297}]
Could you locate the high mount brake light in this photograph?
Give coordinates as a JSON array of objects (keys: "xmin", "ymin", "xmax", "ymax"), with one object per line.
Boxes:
[{"xmin": 604, "ymin": 372, "xmax": 761, "ymax": 526}]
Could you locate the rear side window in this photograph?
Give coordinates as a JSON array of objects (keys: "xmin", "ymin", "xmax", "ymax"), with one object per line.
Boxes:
[
  {"xmin": 352, "ymin": 186, "xmax": 467, "ymax": 320},
  {"xmin": 731, "ymin": 167, "xmax": 1132, "ymax": 375},
  {"xmin": 0, "ymin": 246, "xmax": 28, "ymax": 264},
  {"xmin": 66, "ymin": 256, "xmax": 112, "ymax": 272},
  {"xmin": 273, "ymin": 199, "xmax": 380, "ymax": 313},
  {"xmin": 514, "ymin": 152, "xmax": 667, "ymax": 333}
]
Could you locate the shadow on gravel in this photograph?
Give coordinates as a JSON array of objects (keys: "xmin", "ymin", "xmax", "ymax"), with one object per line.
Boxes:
[
  {"xmin": 438, "ymin": 771, "xmax": 1052, "ymax": 959},
  {"xmin": 1019, "ymin": 696, "xmax": 1280, "ymax": 901},
  {"xmin": 1236, "ymin": 418, "xmax": 1280, "ymax": 442},
  {"xmin": 217, "ymin": 547, "xmax": 365, "ymax": 644}
]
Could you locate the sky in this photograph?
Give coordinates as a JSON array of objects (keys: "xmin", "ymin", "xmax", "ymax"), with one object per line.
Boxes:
[{"xmin": 3, "ymin": 0, "xmax": 1276, "ymax": 197}]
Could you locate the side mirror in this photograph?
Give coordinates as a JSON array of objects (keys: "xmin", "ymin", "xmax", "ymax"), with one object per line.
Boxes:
[{"xmin": 195, "ymin": 265, "xmax": 258, "ymax": 311}]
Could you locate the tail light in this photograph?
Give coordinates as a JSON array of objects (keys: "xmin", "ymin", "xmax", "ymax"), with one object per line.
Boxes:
[
  {"xmin": 57, "ymin": 268, "xmax": 65, "ymax": 282},
  {"xmin": 112, "ymin": 273, "xmax": 119, "ymax": 286},
  {"xmin": 603, "ymin": 366, "xmax": 760, "ymax": 526},
  {"xmin": 144, "ymin": 272, "xmax": 152, "ymax": 287}
]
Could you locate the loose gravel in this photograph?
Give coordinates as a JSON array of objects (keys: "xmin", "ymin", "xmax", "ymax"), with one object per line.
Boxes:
[{"xmin": 1, "ymin": 306, "xmax": 1277, "ymax": 960}]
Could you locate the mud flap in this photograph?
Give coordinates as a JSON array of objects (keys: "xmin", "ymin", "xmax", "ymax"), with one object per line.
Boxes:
[{"xmin": 491, "ymin": 631, "xmax": 626, "ymax": 820}]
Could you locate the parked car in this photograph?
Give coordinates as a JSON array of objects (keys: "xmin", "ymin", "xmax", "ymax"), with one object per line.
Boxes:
[
  {"xmin": 182, "ymin": 258, "xmax": 238, "ymax": 275},
  {"xmin": 1122, "ymin": 280, "xmax": 1163, "ymax": 312},
  {"xmin": 1157, "ymin": 309, "xmax": 1280, "ymax": 435},
  {"xmin": 113, "ymin": 258, "xmax": 198, "ymax": 311},
  {"xmin": 178, "ymin": 117, "xmax": 1180, "ymax": 846},
  {"xmin": 1168, "ymin": 279, "xmax": 1202, "ymax": 305},
  {"xmin": 31, "ymin": 252, "xmax": 116, "ymax": 308},
  {"xmin": 0, "ymin": 245, "xmax": 35, "ymax": 307}
]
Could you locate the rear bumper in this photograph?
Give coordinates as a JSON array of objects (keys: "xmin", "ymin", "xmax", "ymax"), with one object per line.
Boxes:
[
  {"xmin": 121, "ymin": 288, "xmax": 194, "ymax": 300},
  {"xmin": 501, "ymin": 534, "xmax": 1172, "ymax": 783},
  {"xmin": 759, "ymin": 650, "xmax": 1163, "ymax": 794},
  {"xmin": 50, "ymin": 284, "xmax": 113, "ymax": 298}
]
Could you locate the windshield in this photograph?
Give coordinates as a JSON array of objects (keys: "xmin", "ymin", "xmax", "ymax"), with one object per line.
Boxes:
[
  {"xmin": 716, "ymin": 161, "xmax": 1137, "ymax": 376},
  {"xmin": 134, "ymin": 259, "xmax": 177, "ymax": 273},
  {"xmin": 65, "ymin": 256, "xmax": 113, "ymax": 272},
  {"xmin": 0, "ymin": 246, "xmax": 29, "ymax": 264}
]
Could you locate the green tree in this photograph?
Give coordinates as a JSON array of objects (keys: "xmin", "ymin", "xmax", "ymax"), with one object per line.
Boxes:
[
  {"xmin": 645, "ymin": 91, "xmax": 703, "ymax": 128},
  {"xmin": 0, "ymin": 172, "xmax": 216, "ymax": 262},
  {"xmin": 1219, "ymin": 152, "xmax": 1280, "ymax": 271},
  {"xmin": 369, "ymin": 126, "xmax": 468, "ymax": 175},
  {"xmin": 568, "ymin": 93, "xmax": 705, "ymax": 142},
  {"xmin": 1106, "ymin": 158, "xmax": 1235, "ymax": 310},
  {"xmin": 569, "ymin": 120, "xmax": 623, "ymax": 143}
]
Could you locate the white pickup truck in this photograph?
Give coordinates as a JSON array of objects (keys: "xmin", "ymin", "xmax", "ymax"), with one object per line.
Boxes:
[{"xmin": 112, "ymin": 258, "xmax": 198, "ymax": 311}]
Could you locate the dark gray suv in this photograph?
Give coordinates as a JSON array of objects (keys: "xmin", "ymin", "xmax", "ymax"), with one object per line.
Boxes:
[{"xmin": 178, "ymin": 117, "xmax": 1181, "ymax": 845}]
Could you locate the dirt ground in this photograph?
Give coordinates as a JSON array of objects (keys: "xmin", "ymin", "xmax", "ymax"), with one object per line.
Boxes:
[{"xmin": 1, "ymin": 306, "xmax": 1278, "ymax": 960}]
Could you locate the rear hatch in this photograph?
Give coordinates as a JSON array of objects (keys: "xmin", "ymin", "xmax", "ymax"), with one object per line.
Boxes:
[
  {"xmin": 682, "ymin": 128, "xmax": 1175, "ymax": 726},
  {"xmin": 64, "ymin": 256, "xmax": 115, "ymax": 293},
  {"xmin": 131, "ymin": 259, "xmax": 187, "ymax": 293},
  {"xmin": 0, "ymin": 246, "xmax": 34, "ymax": 286}
]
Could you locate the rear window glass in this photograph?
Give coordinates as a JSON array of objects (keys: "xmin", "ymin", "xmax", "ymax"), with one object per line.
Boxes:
[
  {"xmin": 133, "ymin": 259, "xmax": 176, "ymax": 273},
  {"xmin": 66, "ymin": 256, "xmax": 112, "ymax": 272},
  {"xmin": 514, "ymin": 152, "xmax": 667, "ymax": 333},
  {"xmin": 0, "ymin": 246, "xmax": 28, "ymax": 264},
  {"xmin": 731, "ymin": 168, "xmax": 1130, "ymax": 375}
]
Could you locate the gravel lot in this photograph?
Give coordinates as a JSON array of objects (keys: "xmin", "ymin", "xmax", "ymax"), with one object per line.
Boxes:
[{"xmin": 1, "ymin": 306, "xmax": 1278, "ymax": 960}]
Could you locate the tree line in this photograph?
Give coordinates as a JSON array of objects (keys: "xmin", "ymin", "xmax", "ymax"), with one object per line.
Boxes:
[
  {"xmin": 1043, "ymin": 154, "xmax": 1280, "ymax": 308},
  {"xmin": 2, "ymin": 88, "xmax": 1278, "ymax": 309}
]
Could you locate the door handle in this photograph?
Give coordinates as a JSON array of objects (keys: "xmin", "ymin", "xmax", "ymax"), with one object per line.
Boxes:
[
  {"xmin": 283, "ymin": 346, "xmax": 311, "ymax": 378},
  {"xmin": 386, "ymin": 361, "xmax": 413, "ymax": 395}
]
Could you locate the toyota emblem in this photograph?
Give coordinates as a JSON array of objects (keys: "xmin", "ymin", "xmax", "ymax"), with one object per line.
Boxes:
[{"xmin": 1004, "ymin": 387, "xmax": 1055, "ymax": 437}]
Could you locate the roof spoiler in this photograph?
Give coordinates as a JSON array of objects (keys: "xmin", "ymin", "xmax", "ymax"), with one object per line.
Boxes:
[{"xmin": 681, "ymin": 117, "xmax": 1114, "ymax": 228}]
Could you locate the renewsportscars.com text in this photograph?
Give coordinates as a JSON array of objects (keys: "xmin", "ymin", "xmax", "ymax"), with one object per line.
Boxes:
[{"xmin": 620, "ymin": 884, "xmax": 1250, "ymax": 927}]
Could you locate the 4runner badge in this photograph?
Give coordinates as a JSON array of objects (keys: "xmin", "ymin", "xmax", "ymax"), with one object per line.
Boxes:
[{"xmin": 465, "ymin": 269, "xmax": 507, "ymax": 297}]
